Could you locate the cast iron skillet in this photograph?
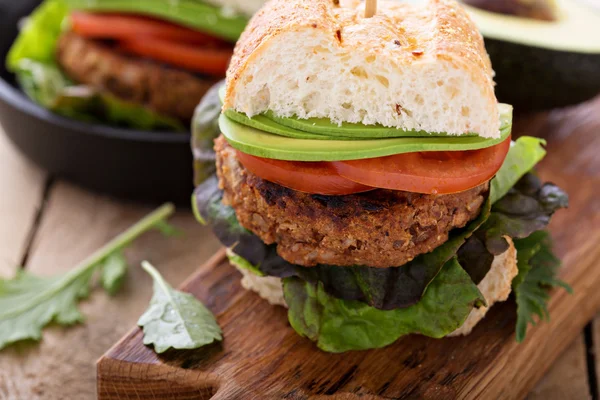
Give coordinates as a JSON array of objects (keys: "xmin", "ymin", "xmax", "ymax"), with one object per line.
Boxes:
[{"xmin": 0, "ymin": 0, "xmax": 194, "ymax": 205}]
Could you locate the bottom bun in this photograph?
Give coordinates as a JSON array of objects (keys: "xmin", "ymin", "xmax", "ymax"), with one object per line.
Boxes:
[
  {"xmin": 229, "ymin": 237, "xmax": 518, "ymax": 337},
  {"xmin": 449, "ymin": 237, "xmax": 517, "ymax": 336},
  {"xmin": 235, "ymin": 265, "xmax": 287, "ymax": 307}
]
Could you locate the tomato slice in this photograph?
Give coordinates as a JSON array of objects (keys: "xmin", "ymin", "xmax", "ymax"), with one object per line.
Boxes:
[
  {"xmin": 235, "ymin": 151, "xmax": 374, "ymax": 196},
  {"xmin": 332, "ymin": 136, "xmax": 511, "ymax": 194},
  {"xmin": 119, "ymin": 38, "xmax": 231, "ymax": 76},
  {"xmin": 70, "ymin": 12, "xmax": 228, "ymax": 47}
]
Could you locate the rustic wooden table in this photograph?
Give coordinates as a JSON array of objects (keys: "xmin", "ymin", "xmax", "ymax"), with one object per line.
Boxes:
[{"xmin": 0, "ymin": 97, "xmax": 598, "ymax": 399}]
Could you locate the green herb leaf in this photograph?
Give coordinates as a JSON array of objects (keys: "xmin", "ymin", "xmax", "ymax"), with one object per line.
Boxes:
[
  {"xmin": 0, "ymin": 204, "xmax": 176, "ymax": 350},
  {"xmin": 513, "ymin": 231, "xmax": 571, "ymax": 342},
  {"xmin": 101, "ymin": 252, "xmax": 128, "ymax": 296},
  {"xmin": 6, "ymin": 0, "xmax": 68, "ymax": 70},
  {"xmin": 138, "ymin": 262, "xmax": 222, "ymax": 354}
]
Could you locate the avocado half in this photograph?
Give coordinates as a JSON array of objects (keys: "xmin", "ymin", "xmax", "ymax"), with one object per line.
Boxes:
[{"xmin": 464, "ymin": 0, "xmax": 600, "ymax": 112}]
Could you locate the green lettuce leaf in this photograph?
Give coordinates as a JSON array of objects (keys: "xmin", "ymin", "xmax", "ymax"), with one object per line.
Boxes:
[
  {"xmin": 284, "ymin": 258, "xmax": 484, "ymax": 352},
  {"xmin": 6, "ymin": 0, "xmax": 67, "ymax": 70},
  {"xmin": 138, "ymin": 262, "xmax": 222, "ymax": 354},
  {"xmin": 490, "ymin": 137, "xmax": 547, "ymax": 204},
  {"xmin": 513, "ymin": 231, "xmax": 571, "ymax": 342}
]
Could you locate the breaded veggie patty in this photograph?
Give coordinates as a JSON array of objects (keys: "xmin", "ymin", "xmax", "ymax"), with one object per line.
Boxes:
[{"xmin": 215, "ymin": 136, "xmax": 489, "ymax": 268}]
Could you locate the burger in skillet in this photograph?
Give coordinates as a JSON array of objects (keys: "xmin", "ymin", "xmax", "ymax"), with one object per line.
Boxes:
[
  {"xmin": 193, "ymin": 0, "xmax": 569, "ymax": 352},
  {"xmin": 6, "ymin": 0, "xmax": 265, "ymax": 131}
]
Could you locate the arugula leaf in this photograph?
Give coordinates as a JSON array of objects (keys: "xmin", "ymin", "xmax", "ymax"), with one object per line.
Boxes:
[
  {"xmin": 138, "ymin": 262, "xmax": 222, "ymax": 354},
  {"xmin": 284, "ymin": 258, "xmax": 484, "ymax": 352},
  {"xmin": 0, "ymin": 268, "xmax": 95, "ymax": 348},
  {"xmin": 0, "ymin": 204, "xmax": 176, "ymax": 350},
  {"xmin": 100, "ymin": 253, "xmax": 128, "ymax": 296},
  {"xmin": 513, "ymin": 231, "xmax": 571, "ymax": 342}
]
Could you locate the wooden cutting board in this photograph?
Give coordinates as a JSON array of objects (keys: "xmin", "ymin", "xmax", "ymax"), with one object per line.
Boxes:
[{"xmin": 97, "ymin": 99, "xmax": 600, "ymax": 400}]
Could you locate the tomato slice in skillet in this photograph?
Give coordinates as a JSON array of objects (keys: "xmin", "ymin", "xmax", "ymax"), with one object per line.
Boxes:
[
  {"xmin": 235, "ymin": 151, "xmax": 374, "ymax": 196},
  {"xmin": 332, "ymin": 136, "xmax": 511, "ymax": 194}
]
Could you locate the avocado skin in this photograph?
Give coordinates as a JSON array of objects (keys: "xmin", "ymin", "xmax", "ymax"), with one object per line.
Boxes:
[{"xmin": 486, "ymin": 37, "xmax": 600, "ymax": 112}]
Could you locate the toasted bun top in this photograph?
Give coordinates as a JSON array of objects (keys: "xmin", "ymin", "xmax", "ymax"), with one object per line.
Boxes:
[{"xmin": 224, "ymin": 0, "xmax": 500, "ymax": 138}]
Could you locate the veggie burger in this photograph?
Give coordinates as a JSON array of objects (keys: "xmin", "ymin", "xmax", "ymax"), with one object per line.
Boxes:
[
  {"xmin": 7, "ymin": 0, "xmax": 265, "ymax": 131},
  {"xmin": 194, "ymin": 0, "xmax": 569, "ymax": 352}
]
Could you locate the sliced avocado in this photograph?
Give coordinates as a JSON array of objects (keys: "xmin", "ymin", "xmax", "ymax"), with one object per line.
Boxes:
[
  {"xmin": 224, "ymin": 109, "xmax": 341, "ymax": 140},
  {"xmin": 62, "ymin": 0, "xmax": 247, "ymax": 41},
  {"xmin": 219, "ymin": 114, "xmax": 512, "ymax": 162},
  {"xmin": 463, "ymin": 0, "xmax": 600, "ymax": 111}
]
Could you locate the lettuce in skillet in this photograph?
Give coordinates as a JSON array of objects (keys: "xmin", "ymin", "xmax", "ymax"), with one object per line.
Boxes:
[{"xmin": 7, "ymin": 0, "xmax": 186, "ymax": 131}]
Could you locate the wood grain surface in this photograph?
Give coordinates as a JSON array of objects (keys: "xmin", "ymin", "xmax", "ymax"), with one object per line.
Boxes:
[
  {"xmin": 528, "ymin": 335, "xmax": 591, "ymax": 400},
  {"xmin": 0, "ymin": 131, "xmax": 45, "ymax": 277},
  {"xmin": 96, "ymin": 97, "xmax": 600, "ymax": 400}
]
